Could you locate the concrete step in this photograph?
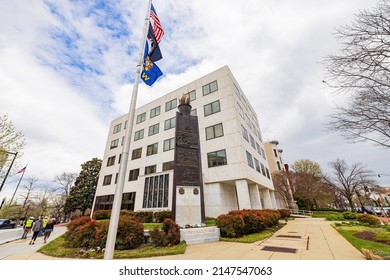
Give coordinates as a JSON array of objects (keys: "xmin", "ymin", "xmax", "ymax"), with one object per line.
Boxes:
[{"xmin": 180, "ymin": 226, "xmax": 220, "ymax": 245}]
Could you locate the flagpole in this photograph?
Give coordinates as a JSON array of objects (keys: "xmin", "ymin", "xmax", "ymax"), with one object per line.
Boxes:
[
  {"xmin": 10, "ymin": 164, "xmax": 27, "ymax": 203},
  {"xmin": 104, "ymin": 0, "xmax": 152, "ymax": 260}
]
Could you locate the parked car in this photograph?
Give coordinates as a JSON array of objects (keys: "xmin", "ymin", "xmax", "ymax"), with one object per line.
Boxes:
[{"xmin": 0, "ymin": 219, "xmax": 16, "ymax": 229}]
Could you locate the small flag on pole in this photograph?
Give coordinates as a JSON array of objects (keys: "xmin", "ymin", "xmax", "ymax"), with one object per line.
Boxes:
[
  {"xmin": 150, "ymin": 4, "xmax": 164, "ymax": 44},
  {"xmin": 16, "ymin": 166, "xmax": 27, "ymax": 174},
  {"xmin": 141, "ymin": 2, "xmax": 164, "ymax": 86}
]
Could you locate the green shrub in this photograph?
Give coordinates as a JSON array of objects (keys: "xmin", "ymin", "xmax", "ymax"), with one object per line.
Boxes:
[
  {"xmin": 64, "ymin": 217, "xmax": 98, "ymax": 248},
  {"xmin": 154, "ymin": 211, "xmax": 172, "ymax": 223},
  {"xmin": 278, "ymin": 209, "xmax": 291, "ymax": 219},
  {"xmin": 92, "ymin": 210, "xmax": 111, "ymax": 220},
  {"xmin": 149, "ymin": 218, "xmax": 180, "ymax": 247},
  {"xmin": 343, "ymin": 211, "xmax": 358, "ymax": 220},
  {"xmin": 134, "ymin": 211, "xmax": 154, "ymax": 223},
  {"xmin": 357, "ymin": 214, "xmax": 380, "ymax": 226},
  {"xmin": 216, "ymin": 214, "xmax": 245, "ymax": 238},
  {"xmin": 149, "ymin": 228, "xmax": 168, "ymax": 246},
  {"xmin": 64, "ymin": 215, "xmax": 144, "ymax": 250},
  {"xmin": 120, "ymin": 210, "xmax": 135, "ymax": 216},
  {"xmin": 115, "ymin": 215, "xmax": 144, "ymax": 250},
  {"xmin": 162, "ymin": 218, "xmax": 181, "ymax": 245},
  {"xmin": 325, "ymin": 214, "xmax": 345, "ymax": 221}
]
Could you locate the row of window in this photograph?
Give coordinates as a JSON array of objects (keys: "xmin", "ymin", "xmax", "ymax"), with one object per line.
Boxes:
[
  {"xmin": 241, "ymin": 125, "xmax": 266, "ymax": 160},
  {"xmin": 109, "ymin": 99, "xmax": 222, "ymax": 149},
  {"xmin": 246, "ymin": 151, "xmax": 271, "ymax": 179},
  {"xmin": 103, "ymin": 147, "xmax": 228, "ymax": 187}
]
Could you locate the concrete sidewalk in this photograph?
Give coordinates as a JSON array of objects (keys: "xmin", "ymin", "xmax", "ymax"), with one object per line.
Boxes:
[{"xmin": 1, "ymin": 218, "xmax": 366, "ymax": 260}]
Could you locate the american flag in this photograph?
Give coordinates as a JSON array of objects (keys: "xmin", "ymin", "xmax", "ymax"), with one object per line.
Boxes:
[{"xmin": 150, "ymin": 4, "xmax": 164, "ymax": 44}]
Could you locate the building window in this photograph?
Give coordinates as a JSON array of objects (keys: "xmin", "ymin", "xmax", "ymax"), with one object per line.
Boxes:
[
  {"xmin": 191, "ymin": 109, "xmax": 197, "ymax": 116},
  {"xmin": 107, "ymin": 156, "xmax": 116, "ymax": 167},
  {"xmin": 260, "ymin": 163, "xmax": 266, "ymax": 176},
  {"xmin": 237, "ymin": 103, "xmax": 244, "ymax": 119},
  {"xmin": 110, "ymin": 139, "xmax": 119, "ymax": 149},
  {"xmin": 136, "ymin": 112, "xmax": 146, "ymax": 124},
  {"xmin": 233, "ymin": 82, "xmax": 240, "ymax": 99},
  {"xmin": 103, "ymin": 175, "xmax": 112, "ymax": 186},
  {"xmin": 207, "ymin": 150, "xmax": 227, "ymax": 167},
  {"xmin": 134, "ymin": 129, "xmax": 144, "ymax": 141},
  {"xmin": 124, "ymin": 121, "xmax": 127, "ymax": 129},
  {"xmin": 148, "ymin": 123, "xmax": 160, "ymax": 136},
  {"xmin": 261, "ymin": 148, "xmax": 266, "ymax": 160},
  {"xmin": 146, "ymin": 143, "xmax": 158, "ymax": 156},
  {"xmin": 273, "ymin": 149, "xmax": 278, "ymax": 157},
  {"xmin": 163, "ymin": 138, "xmax": 175, "ymax": 152},
  {"xmin": 165, "ymin": 98, "xmax": 177, "ymax": 112},
  {"xmin": 246, "ymin": 151, "xmax": 254, "ymax": 168},
  {"xmin": 143, "ymin": 174, "xmax": 169, "ymax": 208},
  {"xmin": 254, "ymin": 158, "xmax": 261, "ymax": 173},
  {"xmin": 162, "ymin": 161, "xmax": 174, "ymax": 171},
  {"xmin": 277, "ymin": 161, "xmax": 282, "ymax": 170},
  {"xmin": 205, "ymin": 123, "xmax": 224, "ymax": 140},
  {"xmin": 202, "ymin": 80, "xmax": 218, "ymax": 96},
  {"xmin": 184, "ymin": 90, "xmax": 196, "ymax": 101},
  {"xmin": 204, "ymin": 100, "xmax": 221, "ymax": 116},
  {"xmin": 256, "ymin": 142, "xmax": 261, "ymax": 154},
  {"xmin": 164, "ymin": 117, "xmax": 176, "ymax": 130},
  {"xmin": 150, "ymin": 106, "xmax": 161, "ymax": 118},
  {"xmin": 113, "ymin": 123, "xmax": 122, "ymax": 134},
  {"xmin": 266, "ymin": 167, "xmax": 270, "ymax": 179},
  {"xmin": 250, "ymin": 135, "xmax": 256, "ymax": 149},
  {"xmin": 128, "ymin": 169, "xmax": 140, "ymax": 181},
  {"xmin": 145, "ymin": 165, "xmax": 156, "ymax": 175},
  {"xmin": 241, "ymin": 125, "xmax": 249, "ymax": 142},
  {"xmin": 131, "ymin": 148, "xmax": 142, "ymax": 159}
]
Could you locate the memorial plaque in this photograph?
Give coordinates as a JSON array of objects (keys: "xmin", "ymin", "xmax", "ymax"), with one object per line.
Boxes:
[{"xmin": 172, "ymin": 100, "xmax": 205, "ymax": 225}]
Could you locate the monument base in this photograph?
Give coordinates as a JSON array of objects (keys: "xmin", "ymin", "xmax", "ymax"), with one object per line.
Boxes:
[
  {"xmin": 180, "ymin": 226, "xmax": 220, "ymax": 245},
  {"xmin": 175, "ymin": 185, "xmax": 202, "ymax": 227}
]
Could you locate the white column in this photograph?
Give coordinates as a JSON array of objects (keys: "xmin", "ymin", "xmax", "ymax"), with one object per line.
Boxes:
[
  {"xmin": 270, "ymin": 190, "xmax": 278, "ymax": 209},
  {"xmin": 261, "ymin": 188, "xmax": 273, "ymax": 209},
  {"xmin": 249, "ymin": 184, "xmax": 262, "ymax": 209},
  {"xmin": 235, "ymin": 179, "xmax": 251, "ymax": 210},
  {"xmin": 204, "ymin": 183, "xmax": 222, "ymax": 218}
]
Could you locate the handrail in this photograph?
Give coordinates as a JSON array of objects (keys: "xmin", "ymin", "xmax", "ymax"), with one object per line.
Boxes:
[{"xmin": 285, "ymin": 208, "xmax": 313, "ymax": 216}]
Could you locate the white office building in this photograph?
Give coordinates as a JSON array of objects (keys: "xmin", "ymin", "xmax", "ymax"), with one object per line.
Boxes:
[{"xmin": 92, "ymin": 65, "xmax": 277, "ymax": 218}]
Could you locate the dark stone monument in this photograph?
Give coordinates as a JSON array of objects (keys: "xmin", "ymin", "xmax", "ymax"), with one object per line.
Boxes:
[{"xmin": 172, "ymin": 95, "xmax": 205, "ymax": 226}]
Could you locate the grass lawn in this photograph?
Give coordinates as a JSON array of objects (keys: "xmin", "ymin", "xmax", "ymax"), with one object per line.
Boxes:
[
  {"xmin": 39, "ymin": 235, "xmax": 187, "ymax": 259},
  {"xmin": 333, "ymin": 223, "xmax": 390, "ymax": 259}
]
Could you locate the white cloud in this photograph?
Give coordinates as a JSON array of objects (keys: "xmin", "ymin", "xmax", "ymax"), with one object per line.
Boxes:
[{"xmin": 1, "ymin": 0, "xmax": 389, "ymax": 203}]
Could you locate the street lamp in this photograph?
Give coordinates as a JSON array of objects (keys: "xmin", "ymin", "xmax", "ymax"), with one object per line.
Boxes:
[
  {"xmin": 378, "ymin": 174, "xmax": 390, "ymax": 178},
  {"xmin": 0, "ymin": 150, "xmax": 18, "ymax": 193}
]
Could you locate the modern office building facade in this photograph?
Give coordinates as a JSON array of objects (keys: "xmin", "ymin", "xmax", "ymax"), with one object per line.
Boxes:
[{"xmin": 92, "ymin": 66, "xmax": 278, "ymax": 218}]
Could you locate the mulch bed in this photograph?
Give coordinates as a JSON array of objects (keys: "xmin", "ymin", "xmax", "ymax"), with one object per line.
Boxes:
[{"xmin": 354, "ymin": 231, "xmax": 390, "ymax": 246}]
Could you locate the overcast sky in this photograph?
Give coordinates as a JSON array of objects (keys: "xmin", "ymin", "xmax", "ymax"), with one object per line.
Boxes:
[{"xmin": 1, "ymin": 0, "xmax": 389, "ymax": 200}]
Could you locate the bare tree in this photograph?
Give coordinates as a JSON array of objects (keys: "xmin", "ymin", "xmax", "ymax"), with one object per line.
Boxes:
[
  {"xmin": 18, "ymin": 176, "xmax": 38, "ymax": 219},
  {"xmin": 323, "ymin": 0, "xmax": 390, "ymax": 148},
  {"xmin": 272, "ymin": 171, "xmax": 296, "ymax": 209},
  {"xmin": 0, "ymin": 114, "xmax": 26, "ymax": 180},
  {"xmin": 54, "ymin": 172, "xmax": 77, "ymax": 197},
  {"xmin": 323, "ymin": 159, "xmax": 375, "ymax": 211}
]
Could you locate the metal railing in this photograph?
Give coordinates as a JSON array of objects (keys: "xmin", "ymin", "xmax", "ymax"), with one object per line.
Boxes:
[{"xmin": 286, "ymin": 209, "xmax": 313, "ymax": 217}]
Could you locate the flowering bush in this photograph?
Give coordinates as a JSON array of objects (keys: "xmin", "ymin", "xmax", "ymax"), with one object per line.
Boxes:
[
  {"xmin": 357, "ymin": 214, "xmax": 380, "ymax": 226},
  {"xmin": 216, "ymin": 209, "xmax": 281, "ymax": 237},
  {"xmin": 64, "ymin": 215, "xmax": 144, "ymax": 250},
  {"xmin": 149, "ymin": 218, "xmax": 180, "ymax": 247}
]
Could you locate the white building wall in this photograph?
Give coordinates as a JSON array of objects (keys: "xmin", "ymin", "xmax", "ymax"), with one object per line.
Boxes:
[{"xmin": 94, "ymin": 66, "xmax": 276, "ymax": 217}]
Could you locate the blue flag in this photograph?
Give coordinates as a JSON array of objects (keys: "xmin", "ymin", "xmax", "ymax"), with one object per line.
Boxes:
[{"xmin": 141, "ymin": 41, "xmax": 163, "ymax": 86}]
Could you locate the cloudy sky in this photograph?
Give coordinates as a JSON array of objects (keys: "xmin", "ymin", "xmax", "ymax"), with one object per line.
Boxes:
[{"xmin": 1, "ymin": 0, "xmax": 389, "ymax": 200}]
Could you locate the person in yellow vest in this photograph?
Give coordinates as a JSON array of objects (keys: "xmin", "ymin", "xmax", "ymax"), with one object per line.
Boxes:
[
  {"xmin": 21, "ymin": 217, "xmax": 34, "ymax": 239},
  {"xmin": 39, "ymin": 216, "xmax": 49, "ymax": 237}
]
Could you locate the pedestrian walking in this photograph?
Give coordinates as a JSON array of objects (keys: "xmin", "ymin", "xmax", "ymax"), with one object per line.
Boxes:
[
  {"xmin": 39, "ymin": 216, "xmax": 49, "ymax": 237},
  {"xmin": 21, "ymin": 217, "xmax": 34, "ymax": 239},
  {"xmin": 29, "ymin": 217, "xmax": 43, "ymax": 245},
  {"xmin": 43, "ymin": 219, "xmax": 54, "ymax": 243}
]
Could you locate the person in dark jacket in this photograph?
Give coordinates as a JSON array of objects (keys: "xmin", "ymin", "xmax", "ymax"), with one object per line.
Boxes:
[
  {"xmin": 29, "ymin": 217, "xmax": 43, "ymax": 245},
  {"xmin": 43, "ymin": 219, "xmax": 54, "ymax": 243}
]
